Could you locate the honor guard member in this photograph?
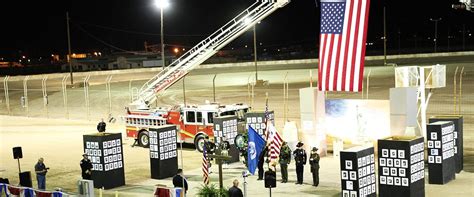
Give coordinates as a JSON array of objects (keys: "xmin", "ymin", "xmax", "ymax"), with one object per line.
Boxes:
[
  {"xmin": 80, "ymin": 153, "xmax": 93, "ymax": 180},
  {"xmin": 293, "ymin": 142, "xmax": 307, "ymax": 184},
  {"xmin": 204, "ymin": 136, "xmax": 215, "ymax": 172},
  {"xmin": 309, "ymin": 147, "xmax": 320, "ymax": 187},
  {"xmin": 257, "ymin": 145, "xmax": 268, "ymax": 180},
  {"xmin": 279, "ymin": 141, "xmax": 291, "ymax": 183}
]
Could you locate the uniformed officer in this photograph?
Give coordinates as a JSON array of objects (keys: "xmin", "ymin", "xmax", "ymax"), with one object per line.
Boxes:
[
  {"xmin": 279, "ymin": 141, "xmax": 291, "ymax": 183},
  {"xmin": 257, "ymin": 145, "xmax": 268, "ymax": 180},
  {"xmin": 293, "ymin": 141, "xmax": 307, "ymax": 184},
  {"xmin": 309, "ymin": 147, "xmax": 320, "ymax": 187},
  {"xmin": 80, "ymin": 153, "xmax": 93, "ymax": 180},
  {"xmin": 203, "ymin": 136, "xmax": 215, "ymax": 172}
]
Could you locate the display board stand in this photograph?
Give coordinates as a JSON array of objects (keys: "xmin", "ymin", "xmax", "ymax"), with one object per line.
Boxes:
[
  {"xmin": 340, "ymin": 145, "xmax": 376, "ymax": 197},
  {"xmin": 429, "ymin": 115, "xmax": 463, "ymax": 173},
  {"xmin": 427, "ymin": 121, "xmax": 456, "ymax": 184},
  {"xmin": 378, "ymin": 136, "xmax": 424, "ymax": 197},
  {"xmin": 149, "ymin": 125, "xmax": 178, "ymax": 179},
  {"xmin": 83, "ymin": 133, "xmax": 125, "ymax": 189}
]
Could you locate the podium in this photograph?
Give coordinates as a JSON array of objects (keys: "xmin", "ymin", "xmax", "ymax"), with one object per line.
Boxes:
[
  {"xmin": 83, "ymin": 133, "xmax": 125, "ymax": 189},
  {"xmin": 427, "ymin": 121, "xmax": 455, "ymax": 184},
  {"xmin": 340, "ymin": 145, "xmax": 376, "ymax": 197},
  {"xmin": 378, "ymin": 136, "xmax": 425, "ymax": 197},
  {"xmin": 149, "ymin": 125, "xmax": 178, "ymax": 179},
  {"xmin": 429, "ymin": 116, "xmax": 463, "ymax": 173}
]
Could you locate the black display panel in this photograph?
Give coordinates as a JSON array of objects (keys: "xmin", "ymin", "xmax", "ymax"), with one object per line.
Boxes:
[
  {"xmin": 149, "ymin": 125, "xmax": 178, "ymax": 179},
  {"xmin": 427, "ymin": 121, "xmax": 456, "ymax": 184},
  {"xmin": 340, "ymin": 146, "xmax": 376, "ymax": 197},
  {"xmin": 429, "ymin": 116, "xmax": 463, "ymax": 173},
  {"xmin": 378, "ymin": 136, "xmax": 424, "ymax": 197},
  {"xmin": 83, "ymin": 133, "xmax": 125, "ymax": 189}
]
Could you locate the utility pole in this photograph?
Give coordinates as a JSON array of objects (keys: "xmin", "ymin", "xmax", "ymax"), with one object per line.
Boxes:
[
  {"xmin": 253, "ymin": 25, "xmax": 258, "ymax": 82},
  {"xmin": 430, "ymin": 18, "xmax": 442, "ymax": 53},
  {"xmin": 161, "ymin": 6, "xmax": 166, "ymax": 69},
  {"xmin": 462, "ymin": 24, "xmax": 466, "ymax": 50},
  {"xmin": 383, "ymin": 6, "xmax": 387, "ymax": 65},
  {"xmin": 447, "ymin": 27, "xmax": 451, "ymax": 52},
  {"xmin": 66, "ymin": 12, "xmax": 74, "ymax": 85}
]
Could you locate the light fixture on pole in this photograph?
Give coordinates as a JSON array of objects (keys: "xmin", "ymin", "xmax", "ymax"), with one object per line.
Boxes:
[
  {"xmin": 154, "ymin": 0, "xmax": 170, "ymax": 69},
  {"xmin": 430, "ymin": 18, "xmax": 442, "ymax": 53}
]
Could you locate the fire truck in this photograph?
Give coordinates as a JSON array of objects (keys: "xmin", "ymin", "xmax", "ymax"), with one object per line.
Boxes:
[
  {"xmin": 125, "ymin": 103, "xmax": 249, "ymax": 152},
  {"xmin": 125, "ymin": 1, "xmax": 289, "ymax": 151}
]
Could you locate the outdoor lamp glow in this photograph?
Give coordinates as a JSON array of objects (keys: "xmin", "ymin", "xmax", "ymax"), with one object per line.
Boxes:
[{"xmin": 154, "ymin": 0, "xmax": 170, "ymax": 9}]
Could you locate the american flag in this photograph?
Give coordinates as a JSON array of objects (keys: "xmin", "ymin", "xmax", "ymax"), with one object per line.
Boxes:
[
  {"xmin": 267, "ymin": 122, "xmax": 283, "ymax": 163},
  {"xmin": 264, "ymin": 93, "xmax": 270, "ymax": 140},
  {"xmin": 318, "ymin": 0, "xmax": 371, "ymax": 92},
  {"xmin": 202, "ymin": 145, "xmax": 210, "ymax": 185}
]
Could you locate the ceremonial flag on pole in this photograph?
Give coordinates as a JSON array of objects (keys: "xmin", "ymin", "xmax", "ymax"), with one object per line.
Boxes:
[
  {"xmin": 267, "ymin": 122, "xmax": 283, "ymax": 163},
  {"xmin": 247, "ymin": 126, "xmax": 265, "ymax": 175},
  {"xmin": 202, "ymin": 144, "xmax": 210, "ymax": 185},
  {"xmin": 318, "ymin": 0, "xmax": 371, "ymax": 92},
  {"xmin": 264, "ymin": 93, "xmax": 270, "ymax": 140}
]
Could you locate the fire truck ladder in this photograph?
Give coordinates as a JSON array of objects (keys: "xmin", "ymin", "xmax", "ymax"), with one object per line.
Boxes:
[{"xmin": 133, "ymin": 0, "xmax": 290, "ymax": 108}]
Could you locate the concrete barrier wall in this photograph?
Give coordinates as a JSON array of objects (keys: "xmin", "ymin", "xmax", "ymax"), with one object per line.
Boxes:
[{"xmin": 6, "ymin": 51, "xmax": 474, "ymax": 81}]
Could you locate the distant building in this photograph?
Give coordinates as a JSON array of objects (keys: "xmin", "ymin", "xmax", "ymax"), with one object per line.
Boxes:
[{"xmin": 60, "ymin": 53, "xmax": 170, "ymax": 71}]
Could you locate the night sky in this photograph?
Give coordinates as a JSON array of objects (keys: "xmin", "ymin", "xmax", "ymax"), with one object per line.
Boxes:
[{"xmin": 0, "ymin": 0, "xmax": 473, "ymax": 59}]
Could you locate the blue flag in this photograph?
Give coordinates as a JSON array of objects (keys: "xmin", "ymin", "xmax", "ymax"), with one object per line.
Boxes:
[{"xmin": 247, "ymin": 125, "xmax": 265, "ymax": 175}]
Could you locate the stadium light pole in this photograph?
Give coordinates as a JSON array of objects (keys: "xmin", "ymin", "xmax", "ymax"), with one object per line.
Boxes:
[
  {"xmin": 154, "ymin": 0, "xmax": 170, "ymax": 69},
  {"xmin": 430, "ymin": 18, "xmax": 442, "ymax": 53}
]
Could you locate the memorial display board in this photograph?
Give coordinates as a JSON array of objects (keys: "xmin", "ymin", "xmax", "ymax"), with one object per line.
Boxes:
[
  {"xmin": 340, "ymin": 146, "xmax": 376, "ymax": 197},
  {"xmin": 83, "ymin": 133, "xmax": 125, "ymax": 189},
  {"xmin": 427, "ymin": 121, "xmax": 455, "ymax": 184},
  {"xmin": 245, "ymin": 111, "xmax": 274, "ymax": 137},
  {"xmin": 429, "ymin": 116, "xmax": 463, "ymax": 173},
  {"xmin": 213, "ymin": 115, "xmax": 240, "ymax": 163},
  {"xmin": 149, "ymin": 125, "xmax": 178, "ymax": 179},
  {"xmin": 378, "ymin": 136, "xmax": 424, "ymax": 197}
]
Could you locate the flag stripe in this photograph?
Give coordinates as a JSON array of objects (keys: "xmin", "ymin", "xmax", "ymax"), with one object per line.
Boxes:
[
  {"xmin": 340, "ymin": 0, "xmax": 353, "ymax": 91},
  {"xmin": 318, "ymin": 0, "xmax": 370, "ymax": 92},
  {"xmin": 202, "ymin": 145, "xmax": 209, "ymax": 185},
  {"xmin": 328, "ymin": 35, "xmax": 338, "ymax": 91},
  {"xmin": 325, "ymin": 34, "xmax": 335, "ymax": 91},
  {"xmin": 322, "ymin": 34, "xmax": 332, "ymax": 91},
  {"xmin": 358, "ymin": 0, "xmax": 371, "ymax": 91},
  {"xmin": 318, "ymin": 34, "xmax": 323, "ymax": 89},
  {"xmin": 349, "ymin": 0, "xmax": 361, "ymax": 91},
  {"xmin": 333, "ymin": 34, "xmax": 343, "ymax": 91}
]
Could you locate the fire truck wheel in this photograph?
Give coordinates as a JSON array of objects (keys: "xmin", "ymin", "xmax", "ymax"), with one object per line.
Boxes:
[
  {"xmin": 194, "ymin": 135, "xmax": 206, "ymax": 153},
  {"xmin": 139, "ymin": 131, "xmax": 150, "ymax": 148}
]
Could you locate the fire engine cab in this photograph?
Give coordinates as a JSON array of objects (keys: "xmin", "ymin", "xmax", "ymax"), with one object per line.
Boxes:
[{"xmin": 125, "ymin": 103, "xmax": 249, "ymax": 152}]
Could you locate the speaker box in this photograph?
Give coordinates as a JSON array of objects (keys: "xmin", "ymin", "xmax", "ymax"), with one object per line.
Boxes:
[
  {"xmin": 264, "ymin": 170, "xmax": 276, "ymax": 188},
  {"xmin": 13, "ymin": 147, "xmax": 23, "ymax": 159},
  {"xmin": 19, "ymin": 171, "xmax": 32, "ymax": 187}
]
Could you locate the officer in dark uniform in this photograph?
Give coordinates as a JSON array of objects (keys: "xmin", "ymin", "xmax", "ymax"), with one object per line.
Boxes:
[
  {"xmin": 257, "ymin": 145, "xmax": 268, "ymax": 180},
  {"xmin": 309, "ymin": 147, "xmax": 320, "ymax": 187},
  {"xmin": 80, "ymin": 153, "xmax": 93, "ymax": 180},
  {"xmin": 293, "ymin": 141, "xmax": 307, "ymax": 184},
  {"xmin": 279, "ymin": 141, "xmax": 291, "ymax": 183},
  {"xmin": 203, "ymin": 136, "xmax": 215, "ymax": 172}
]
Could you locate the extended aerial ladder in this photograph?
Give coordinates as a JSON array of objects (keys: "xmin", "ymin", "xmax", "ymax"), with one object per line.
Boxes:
[{"xmin": 131, "ymin": 0, "xmax": 290, "ymax": 110}]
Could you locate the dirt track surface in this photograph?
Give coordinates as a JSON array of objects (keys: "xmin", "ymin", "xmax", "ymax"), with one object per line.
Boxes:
[{"xmin": 1, "ymin": 56, "xmax": 474, "ymax": 196}]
